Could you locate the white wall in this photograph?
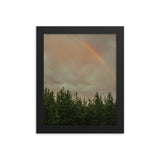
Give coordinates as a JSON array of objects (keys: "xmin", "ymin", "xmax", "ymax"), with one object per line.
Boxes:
[{"xmin": 0, "ymin": 0, "xmax": 160, "ymax": 160}]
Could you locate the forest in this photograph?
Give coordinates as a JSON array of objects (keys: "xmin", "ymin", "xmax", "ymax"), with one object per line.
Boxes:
[{"xmin": 44, "ymin": 87, "xmax": 117, "ymax": 126}]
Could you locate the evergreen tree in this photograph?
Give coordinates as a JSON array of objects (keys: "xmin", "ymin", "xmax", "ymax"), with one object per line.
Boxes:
[{"xmin": 44, "ymin": 87, "xmax": 117, "ymax": 126}]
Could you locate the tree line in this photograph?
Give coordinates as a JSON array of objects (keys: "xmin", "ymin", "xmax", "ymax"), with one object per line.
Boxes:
[{"xmin": 44, "ymin": 87, "xmax": 117, "ymax": 126}]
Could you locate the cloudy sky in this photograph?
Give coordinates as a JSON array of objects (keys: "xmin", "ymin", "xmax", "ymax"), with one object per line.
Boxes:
[{"xmin": 44, "ymin": 34, "xmax": 116, "ymax": 98}]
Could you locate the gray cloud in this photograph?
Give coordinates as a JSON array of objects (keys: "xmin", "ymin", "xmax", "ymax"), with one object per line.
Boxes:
[{"xmin": 44, "ymin": 34, "xmax": 116, "ymax": 99}]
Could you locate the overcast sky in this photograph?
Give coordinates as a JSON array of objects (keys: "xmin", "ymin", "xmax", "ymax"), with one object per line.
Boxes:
[{"xmin": 44, "ymin": 34, "xmax": 116, "ymax": 99}]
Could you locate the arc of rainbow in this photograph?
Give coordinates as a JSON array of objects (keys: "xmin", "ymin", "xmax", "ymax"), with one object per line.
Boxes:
[{"xmin": 72, "ymin": 36, "xmax": 116, "ymax": 81}]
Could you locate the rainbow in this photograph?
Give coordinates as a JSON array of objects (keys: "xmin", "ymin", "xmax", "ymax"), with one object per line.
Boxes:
[{"xmin": 73, "ymin": 36, "xmax": 116, "ymax": 81}]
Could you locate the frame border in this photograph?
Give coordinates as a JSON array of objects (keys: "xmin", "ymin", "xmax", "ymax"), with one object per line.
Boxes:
[{"xmin": 36, "ymin": 26, "xmax": 124, "ymax": 133}]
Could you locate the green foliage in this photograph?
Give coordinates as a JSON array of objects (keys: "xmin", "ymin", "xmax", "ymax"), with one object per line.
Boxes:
[{"xmin": 44, "ymin": 88, "xmax": 117, "ymax": 126}]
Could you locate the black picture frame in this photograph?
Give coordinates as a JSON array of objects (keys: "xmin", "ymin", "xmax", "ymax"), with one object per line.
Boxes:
[{"xmin": 36, "ymin": 26, "xmax": 124, "ymax": 133}]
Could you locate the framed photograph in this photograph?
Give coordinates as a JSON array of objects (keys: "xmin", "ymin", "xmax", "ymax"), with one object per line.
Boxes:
[{"xmin": 37, "ymin": 26, "xmax": 124, "ymax": 133}]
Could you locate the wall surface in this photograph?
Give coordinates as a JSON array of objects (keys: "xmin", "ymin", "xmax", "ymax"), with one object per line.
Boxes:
[{"xmin": 0, "ymin": 0, "xmax": 160, "ymax": 160}]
